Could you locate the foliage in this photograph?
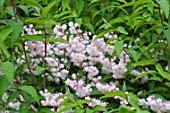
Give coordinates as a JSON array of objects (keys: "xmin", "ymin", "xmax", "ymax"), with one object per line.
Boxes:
[{"xmin": 0, "ymin": 0, "xmax": 170, "ymax": 113}]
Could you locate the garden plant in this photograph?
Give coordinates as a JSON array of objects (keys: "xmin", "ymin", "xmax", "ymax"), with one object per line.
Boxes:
[{"xmin": 0, "ymin": 0, "xmax": 170, "ymax": 113}]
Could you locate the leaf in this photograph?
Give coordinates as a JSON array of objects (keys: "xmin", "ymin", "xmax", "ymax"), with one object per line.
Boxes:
[
  {"xmin": 36, "ymin": 66, "xmax": 45, "ymax": 75},
  {"xmin": 134, "ymin": 60, "xmax": 154, "ymax": 67},
  {"xmin": 135, "ymin": 70, "xmax": 156, "ymax": 81},
  {"xmin": 85, "ymin": 23, "xmax": 94, "ymax": 34},
  {"xmin": 164, "ymin": 29, "xmax": 170, "ymax": 53},
  {"xmin": 75, "ymin": 107, "xmax": 84, "ymax": 113},
  {"xmin": 119, "ymin": 106, "xmax": 135, "ymax": 113},
  {"xmin": 0, "ymin": 76, "xmax": 9, "ymax": 99},
  {"xmin": 6, "ymin": 91, "xmax": 20, "ymax": 106},
  {"xmin": 5, "ymin": 6, "xmax": 14, "ymax": 16},
  {"xmin": 148, "ymin": 76, "xmax": 161, "ymax": 82},
  {"xmin": 158, "ymin": 0, "xmax": 169, "ymax": 19},
  {"xmin": 128, "ymin": 50, "xmax": 138, "ymax": 62},
  {"xmin": 0, "ymin": 41, "xmax": 10, "ymax": 58},
  {"xmin": 92, "ymin": 29, "xmax": 113, "ymax": 42},
  {"xmin": 8, "ymin": 20, "xmax": 23, "ymax": 45},
  {"xmin": 101, "ymin": 91, "xmax": 126, "ymax": 99},
  {"xmin": 114, "ymin": 41, "xmax": 124, "ymax": 57},
  {"xmin": 62, "ymin": 0, "xmax": 70, "ymax": 10},
  {"xmin": 19, "ymin": 5, "xmax": 29, "ymax": 15},
  {"xmin": 19, "ymin": 103, "xmax": 29, "ymax": 113},
  {"xmin": 1, "ymin": 62, "xmax": 15, "ymax": 84},
  {"xmin": 42, "ymin": 1, "xmax": 58, "ymax": 17},
  {"xmin": 39, "ymin": 108, "xmax": 54, "ymax": 113},
  {"xmin": 20, "ymin": 0, "xmax": 43, "ymax": 10},
  {"xmin": 76, "ymin": 1, "xmax": 84, "ymax": 16},
  {"xmin": 47, "ymin": 38, "xmax": 69, "ymax": 44},
  {"xmin": 117, "ymin": 26, "xmax": 128, "ymax": 34},
  {"xmin": 19, "ymin": 34, "xmax": 44, "ymax": 42},
  {"xmin": 0, "ymin": 0, "xmax": 5, "ymax": 8},
  {"xmin": 75, "ymin": 18, "xmax": 82, "ymax": 28},
  {"xmin": 57, "ymin": 103, "xmax": 77, "ymax": 113},
  {"xmin": 93, "ymin": 105, "xmax": 107, "ymax": 112},
  {"xmin": 19, "ymin": 86, "xmax": 39, "ymax": 105},
  {"xmin": 0, "ymin": 27, "xmax": 13, "ymax": 42}
]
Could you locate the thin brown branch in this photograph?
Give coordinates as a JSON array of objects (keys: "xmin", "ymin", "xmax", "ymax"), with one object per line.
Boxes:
[
  {"xmin": 158, "ymin": 4, "xmax": 164, "ymax": 29},
  {"xmin": 11, "ymin": 0, "xmax": 18, "ymax": 22},
  {"xmin": 21, "ymin": 41, "xmax": 38, "ymax": 91}
]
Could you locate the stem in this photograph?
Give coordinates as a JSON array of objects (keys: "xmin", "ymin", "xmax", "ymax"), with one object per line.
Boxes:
[
  {"xmin": 43, "ymin": 25, "xmax": 47, "ymax": 92},
  {"xmin": 141, "ymin": 4, "xmax": 146, "ymax": 14},
  {"xmin": 11, "ymin": 0, "xmax": 18, "ymax": 22},
  {"xmin": 21, "ymin": 41, "xmax": 38, "ymax": 91},
  {"xmin": 158, "ymin": 4, "xmax": 164, "ymax": 29}
]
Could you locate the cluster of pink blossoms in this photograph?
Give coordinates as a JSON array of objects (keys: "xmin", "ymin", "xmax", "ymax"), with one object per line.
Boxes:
[{"xmin": 10, "ymin": 22, "xmax": 169, "ymax": 112}]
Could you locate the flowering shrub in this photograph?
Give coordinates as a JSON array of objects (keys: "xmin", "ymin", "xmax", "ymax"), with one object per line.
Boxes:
[{"xmin": 1, "ymin": 0, "xmax": 170, "ymax": 113}]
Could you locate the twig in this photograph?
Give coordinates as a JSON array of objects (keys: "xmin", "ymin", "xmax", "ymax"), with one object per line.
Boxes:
[{"xmin": 158, "ymin": 4, "xmax": 164, "ymax": 29}]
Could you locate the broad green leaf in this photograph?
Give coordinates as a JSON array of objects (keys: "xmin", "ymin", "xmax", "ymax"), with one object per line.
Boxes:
[
  {"xmin": 85, "ymin": 23, "xmax": 94, "ymax": 34},
  {"xmin": 0, "ymin": 41, "xmax": 10, "ymax": 58},
  {"xmin": 25, "ymin": 18, "xmax": 45, "ymax": 25},
  {"xmin": 75, "ymin": 107, "xmax": 84, "ymax": 113},
  {"xmin": 75, "ymin": 18, "xmax": 82, "ymax": 28},
  {"xmin": 135, "ymin": 70, "xmax": 156, "ymax": 81},
  {"xmin": 42, "ymin": 1, "xmax": 58, "ymax": 17},
  {"xmin": 19, "ymin": 86, "xmax": 39, "ymax": 105},
  {"xmin": 76, "ymin": 1, "xmax": 84, "ymax": 16},
  {"xmin": 93, "ymin": 105, "xmax": 107, "ymax": 112},
  {"xmin": 39, "ymin": 108, "xmax": 54, "ymax": 113},
  {"xmin": 148, "ymin": 76, "xmax": 161, "ymax": 82},
  {"xmin": 0, "ymin": 76, "xmax": 9, "ymax": 99},
  {"xmin": 0, "ymin": 27, "xmax": 13, "ymax": 42},
  {"xmin": 47, "ymin": 38, "xmax": 69, "ymax": 44},
  {"xmin": 54, "ymin": 11, "xmax": 71, "ymax": 19},
  {"xmin": 5, "ymin": 6, "xmax": 14, "ymax": 16},
  {"xmin": 119, "ymin": 106, "xmax": 135, "ymax": 113},
  {"xmin": 122, "ymin": 81, "xmax": 126, "ymax": 93},
  {"xmin": 92, "ymin": 29, "xmax": 113, "ymax": 42},
  {"xmin": 0, "ymin": 0, "xmax": 5, "ymax": 8},
  {"xmin": 128, "ymin": 50, "xmax": 138, "ymax": 62},
  {"xmin": 36, "ymin": 66, "xmax": 45, "ymax": 75},
  {"xmin": 20, "ymin": 0, "xmax": 43, "ymax": 10},
  {"xmin": 19, "ymin": 5, "xmax": 29, "ymax": 15},
  {"xmin": 134, "ymin": 60, "xmax": 154, "ymax": 67},
  {"xmin": 8, "ymin": 20, "xmax": 23, "ymax": 45},
  {"xmin": 165, "ymin": 82, "xmax": 170, "ymax": 87},
  {"xmin": 129, "ymin": 100, "xmax": 140, "ymax": 112},
  {"xmin": 86, "ymin": 108, "xmax": 94, "ymax": 113},
  {"xmin": 1, "ymin": 62, "xmax": 15, "ymax": 84},
  {"xmin": 62, "ymin": 0, "xmax": 70, "ymax": 10},
  {"xmin": 158, "ymin": 0, "xmax": 169, "ymax": 19},
  {"xmin": 109, "ymin": 17, "xmax": 124, "ymax": 25},
  {"xmin": 19, "ymin": 34, "xmax": 44, "ymax": 42},
  {"xmin": 19, "ymin": 103, "xmax": 29, "ymax": 113},
  {"xmin": 164, "ymin": 29, "xmax": 170, "ymax": 53},
  {"xmin": 117, "ymin": 26, "xmax": 128, "ymax": 34},
  {"xmin": 101, "ymin": 91, "xmax": 126, "ymax": 99},
  {"xmin": 155, "ymin": 64, "xmax": 164, "ymax": 76},
  {"xmin": 57, "ymin": 103, "xmax": 77, "ymax": 113},
  {"xmin": 114, "ymin": 41, "xmax": 124, "ymax": 57}
]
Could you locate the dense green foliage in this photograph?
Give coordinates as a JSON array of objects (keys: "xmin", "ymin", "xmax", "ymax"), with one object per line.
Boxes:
[{"xmin": 0, "ymin": 0, "xmax": 170, "ymax": 113}]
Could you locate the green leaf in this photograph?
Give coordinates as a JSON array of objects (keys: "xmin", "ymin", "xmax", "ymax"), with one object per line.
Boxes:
[
  {"xmin": 0, "ymin": 41, "xmax": 10, "ymax": 58},
  {"xmin": 0, "ymin": 27, "xmax": 13, "ymax": 42},
  {"xmin": 5, "ymin": 6, "xmax": 14, "ymax": 16},
  {"xmin": 86, "ymin": 108, "xmax": 94, "ymax": 113},
  {"xmin": 19, "ymin": 103, "xmax": 29, "ymax": 113},
  {"xmin": 134, "ymin": 60, "xmax": 154, "ymax": 67},
  {"xmin": 57, "ymin": 103, "xmax": 77, "ymax": 113},
  {"xmin": 114, "ymin": 41, "xmax": 124, "ymax": 57},
  {"xmin": 19, "ymin": 86, "xmax": 39, "ymax": 105},
  {"xmin": 128, "ymin": 50, "xmax": 138, "ymax": 62},
  {"xmin": 0, "ymin": 76, "xmax": 9, "ymax": 99},
  {"xmin": 158, "ymin": 0, "xmax": 169, "ymax": 19},
  {"xmin": 6, "ymin": 91, "xmax": 20, "ymax": 105},
  {"xmin": 19, "ymin": 34, "xmax": 44, "ymax": 42},
  {"xmin": 75, "ymin": 18, "xmax": 82, "ymax": 28},
  {"xmin": 1, "ymin": 62, "xmax": 15, "ymax": 84},
  {"xmin": 93, "ymin": 105, "xmax": 107, "ymax": 112},
  {"xmin": 164, "ymin": 29, "xmax": 170, "ymax": 53},
  {"xmin": 76, "ymin": 1, "xmax": 84, "ymax": 16},
  {"xmin": 117, "ymin": 26, "xmax": 128, "ymax": 34},
  {"xmin": 62, "ymin": 0, "xmax": 70, "ymax": 10},
  {"xmin": 119, "ymin": 106, "xmax": 135, "ymax": 113},
  {"xmin": 36, "ymin": 66, "xmax": 45, "ymax": 75},
  {"xmin": 75, "ymin": 107, "xmax": 84, "ymax": 113},
  {"xmin": 0, "ymin": 0, "xmax": 5, "ymax": 8},
  {"xmin": 8, "ymin": 20, "xmax": 23, "ymax": 45},
  {"xmin": 39, "ymin": 108, "xmax": 54, "ymax": 113},
  {"xmin": 85, "ymin": 23, "xmax": 94, "ymax": 34},
  {"xmin": 20, "ymin": 0, "xmax": 43, "ymax": 10},
  {"xmin": 42, "ymin": 1, "xmax": 58, "ymax": 17},
  {"xmin": 101, "ymin": 91, "xmax": 126, "ymax": 99},
  {"xmin": 148, "ymin": 76, "xmax": 161, "ymax": 82},
  {"xmin": 19, "ymin": 5, "xmax": 29, "ymax": 15},
  {"xmin": 135, "ymin": 70, "xmax": 156, "ymax": 81},
  {"xmin": 122, "ymin": 81, "xmax": 126, "ymax": 92},
  {"xmin": 47, "ymin": 38, "xmax": 69, "ymax": 44},
  {"xmin": 93, "ymin": 29, "xmax": 113, "ymax": 42}
]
